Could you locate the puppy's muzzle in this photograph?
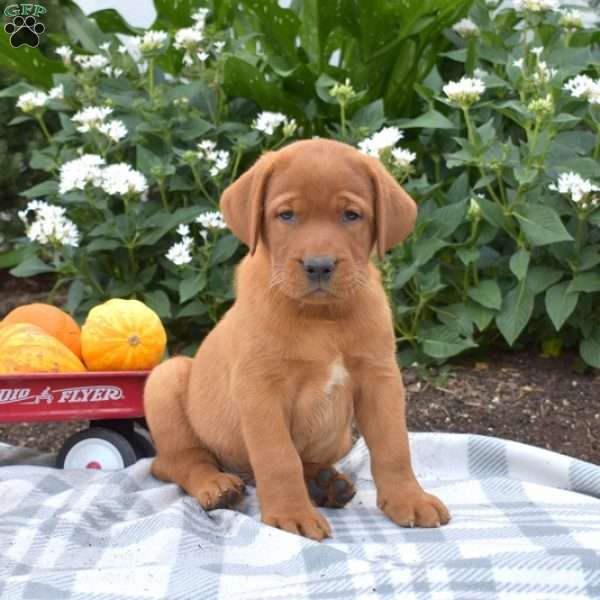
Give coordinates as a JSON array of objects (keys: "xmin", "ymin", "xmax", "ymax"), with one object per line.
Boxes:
[{"xmin": 302, "ymin": 255, "xmax": 337, "ymax": 285}]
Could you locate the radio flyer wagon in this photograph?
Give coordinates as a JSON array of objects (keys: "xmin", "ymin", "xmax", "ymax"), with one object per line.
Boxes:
[{"xmin": 0, "ymin": 370, "xmax": 155, "ymax": 470}]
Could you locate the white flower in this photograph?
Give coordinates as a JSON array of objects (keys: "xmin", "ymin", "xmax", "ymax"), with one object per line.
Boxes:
[
  {"xmin": 100, "ymin": 163, "xmax": 148, "ymax": 196},
  {"xmin": 512, "ymin": 58, "xmax": 525, "ymax": 70},
  {"xmin": 252, "ymin": 111, "xmax": 287, "ymax": 135},
  {"xmin": 118, "ymin": 44, "xmax": 128, "ymax": 54},
  {"xmin": 358, "ymin": 126, "xmax": 404, "ymax": 158},
  {"xmin": 99, "ymin": 42, "xmax": 111, "ymax": 52},
  {"xmin": 549, "ymin": 172, "xmax": 600, "ymax": 205},
  {"xmin": 474, "ymin": 68, "xmax": 488, "ymax": 79},
  {"xmin": 564, "ymin": 75, "xmax": 600, "ymax": 105},
  {"xmin": 196, "ymin": 210, "xmax": 227, "ymax": 230},
  {"xmin": 453, "ymin": 18, "xmax": 479, "ymax": 38},
  {"xmin": 16, "ymin": 90, "xmax": 48, "ymax": 113},
  {"xmin": 443, "ymin": 76, "xmax": 486, "ymax": 105},
  {"xmin": 97, "ymin": 119, "xmax": 128, "ymax": 142},
  {"xmin": 166, "ymin": 237, "xmax": 193, "ymax": 266},
  {"xmin": 133, "ymin": 30, "xmax": 169, "ymax": 53},
  {"xmin": 531, "ymin": 46, "xmax": 543, "ymax": 56},
  {"xmin": 102, "ymin": 66, "xmax": 124, "ymax": 78},
  {"xmin": 174, "ymin": 27, "xmax": 204, "ymax": 50},
  {"xmin": 391, "ymin": 147, "xmax": 416, "ymax": 169},
  {"xmin": 18, "ymin": 200, "xmax": 80, "ymax": 247},
  {"xmin": 71, "ymin": 106, "xmax": 113, "ymax": 133},
  {"xmin": 55, "ymin": 46, "xmax": 73, "ymax": 65},
  {"xmin": 196, "ymin": 140, "xmax": 231, "ymax": 177},
  {"xmin": 197, "ymin": 50, "xmax": 210, "ymax": 62},
  {"xmin": 58, "ymin": 154, "xmax": 106, "ymax": 194},
  {"xmin": 191, "ymin": 7, "xmax": 210, "ymax": 25},
  {"xmin": 48, "ymin": 84, "xmax": 64, "ymax": 100},
  {"xmin": 176, "ymin": 224, "xmax": 190, "ymax": 236},
  {"xmin": 559, "ymin": 9, "xmax": 583, "ymax": 29},
  {"xmin": 74, "ymin": 54, "xmax": 110, "ymax": 70},
  {"xmin": 212, "ymin": 41, "xmax": 226, "ymax": 54},
  {"xmin": 513, "ymin": 0, "xmax": 559, "ymax": 12},
  {"xmin": 534, "ymin": 60, "xmax": 557, "ymax": 83}
]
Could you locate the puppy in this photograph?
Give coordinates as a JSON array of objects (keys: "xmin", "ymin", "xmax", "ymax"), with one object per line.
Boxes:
[{"xmin": 144, "ymin": 139, "xmax": 450, "ymax": 540}]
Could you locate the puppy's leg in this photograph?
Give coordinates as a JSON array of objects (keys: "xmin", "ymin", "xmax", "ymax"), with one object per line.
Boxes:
[
  {"xmin": 144, "ymin": 357, "xmax": 245, "ymax": 510},
  {"xmin": 236, "ymin": 383, "xmax": 331, "ymax": 540},
  {"xmin": 354, "ymin": 360, "xmax": 451, "ymax": 528},
  {"xmin": 303, "ymin": 463, "xmax": 356, "ymax": 508}
]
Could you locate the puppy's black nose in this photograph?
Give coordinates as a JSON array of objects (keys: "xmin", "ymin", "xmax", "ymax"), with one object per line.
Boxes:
[{"xmin": 303, "ymin": 255, "xmax": 336, "ymax": 282}]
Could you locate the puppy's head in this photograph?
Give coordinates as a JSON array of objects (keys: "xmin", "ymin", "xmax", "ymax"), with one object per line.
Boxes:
[{"xmin": 220, "ymin": 139, "xmax": 416, "ymax": 303}]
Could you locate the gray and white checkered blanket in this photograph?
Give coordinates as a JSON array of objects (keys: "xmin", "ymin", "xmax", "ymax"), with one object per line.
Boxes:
[{"xmin": 1, "ymin": 432, "xmax": 600, "ymax": 599}]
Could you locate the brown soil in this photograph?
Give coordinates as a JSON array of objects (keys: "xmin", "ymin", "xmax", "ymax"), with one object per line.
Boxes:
[{"xmin": 1, "ymin": 273, "xmax": 599, "ymax": 464}]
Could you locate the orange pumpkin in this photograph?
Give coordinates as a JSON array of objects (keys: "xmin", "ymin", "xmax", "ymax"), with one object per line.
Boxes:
[
  {"xmin": 81, "ymin": 299, "xmax": 167, "ymax": 371},
  {"xmin": 1, "ymin": 303, "xmax": 82, "ymax": 359},
  {"xmin": 0, "ymin": 323, "xmax": 87, "ymax": 373}
]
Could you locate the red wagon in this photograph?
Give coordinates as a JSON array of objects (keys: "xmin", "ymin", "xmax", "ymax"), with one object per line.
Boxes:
[{"xmin": 0, "ymin": 371, "xmax": 154, "ymax": 470}]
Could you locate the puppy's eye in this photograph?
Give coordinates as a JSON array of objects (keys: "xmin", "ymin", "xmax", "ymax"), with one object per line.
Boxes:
[
  {"xmin": 278, "ymin": 210, "xmax": 295, "ymax": 221},
  {"xmin": 342, "ymin": 210, "xmax": 361, "ymax": 222}
]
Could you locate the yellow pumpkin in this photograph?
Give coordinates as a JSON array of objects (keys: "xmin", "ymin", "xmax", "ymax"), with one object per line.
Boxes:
[
  {"xmin": 81, "ymin": 299, "xmax": 167, "ymax": 371},
  {"xmin": 0, "ymin": 323, "xmax": 87, "ymax": 373}
]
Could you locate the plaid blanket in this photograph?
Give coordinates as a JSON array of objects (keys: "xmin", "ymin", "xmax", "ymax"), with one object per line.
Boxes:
[{"xmin": 1, "ymin": 432, "xmax": 599, "ymax": 599}]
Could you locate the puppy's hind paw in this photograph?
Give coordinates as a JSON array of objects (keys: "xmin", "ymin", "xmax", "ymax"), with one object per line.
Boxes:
[
  {"xmin": 192, "ymin": 472, "xmax": 246, "ymax": 511},
  {"xmin": 305, "ymin": 464, "xmax": 356, "ymax": 508}
]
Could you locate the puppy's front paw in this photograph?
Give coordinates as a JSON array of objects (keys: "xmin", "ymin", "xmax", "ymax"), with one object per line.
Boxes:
[
  {"xmin": 377, "ymin": 483, "xmax": 450, "ymax": 528},
  {"xmin": 262, "ymin": 505, "xmax": 332, "ymax": 541}
]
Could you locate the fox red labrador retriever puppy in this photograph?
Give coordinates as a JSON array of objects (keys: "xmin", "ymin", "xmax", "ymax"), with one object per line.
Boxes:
[{"xmin": 144, "ymin": 138, "xmax": 450, "ymax": 540}]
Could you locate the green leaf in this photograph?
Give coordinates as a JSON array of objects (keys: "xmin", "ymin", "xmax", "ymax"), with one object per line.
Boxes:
[
  {"xmin": 545, "ymin": 282, "xmax": 579, "ymax": 331},
  {"xmin": 10, "ymin": 256, "xmax": 55, "ymax": 277},
  {"xmin": 413, "ymin": 238, "xmax": 446, "ymax": 265},
  {"xmin": 456, "ymin": 247, "xmax": 480, "ymax": 266},
  {"xmin": 580, "ymin": 332, "xmax": 600, "ymax": 368},
  {"xmin": 0, "ymin": 247, "xmax": 33, "ymax": 269},
  {"xmin": 179, "ymin": 272, "xmax": 207, "ymax": 303},
  {"xmin": 396, "ymin": 109, "xmax": 455, "ymax": 130},
  {"xmin": 509, "ymin": 248, "xmax": 530, "ymax": 280},
  {"xmin": 526, "ymin": 266, "xmax": 564, "ymax": 294},
  {"xmin": 478, "ymin": 197, "xmax": 511, "ymax": 231},
  {"xmin": 567, "ymin": 272, "xmax": 600, "ymax": 293},
  {"xmin": 87, "ymin": 238, "xmax": 122, "ymax": 252},
  {"xmin": 210, "ymin": 235, "xmax": 240, "ymax": 266},
  {"xmin": 495, "ymin": 281, "xmax": 535, "ymax": 346},
  {"xmin": 350, "ymin": 100, "xmax": 385, "ymax": 130},
  {"xmin": 426, "ymin": 200, "xmax": 467, "ymax": 238},
  {"xmin": 143, "ymin": 290, "xmax": 171, "ymax": 319},
  {"xmin": 393, "ymin": 263, "xmax": 418, "ymax": 289},
  {"xmin": 21, "ymin": 180, "xmax": 58, "ymax": 199},
  {"xmin": 0, "ymin": 39, "xmax": 63, "ymax": 87},
  {"xmin": 421, "ymin": 325, "xmax": 477, "ymax": 359},
  {"xmin": 177, "ymin": 300, "xmax": 209, "ymax": 318},
  {"xmin": 66, "ymin": 280, "xmax": 86, "ymax": 315},
  {"xmin": 467, "ymin": 279, "xmax": 502, "ymax": 310},
  {"xmin": 463, "ymin": 300, "xmax": 495, "ymax": 331},
  {"xmin": 89, "ymin": 8, "xmax": 141, "ymax": 35},
  {"xmin": 513, "ymin": 204, "xmax": 573, "ymax": 247}
]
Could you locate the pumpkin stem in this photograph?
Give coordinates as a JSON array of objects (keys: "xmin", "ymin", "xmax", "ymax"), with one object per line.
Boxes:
[{"xmin": 128, "ymin": 334, "xmax": 141, "ymax": 346}]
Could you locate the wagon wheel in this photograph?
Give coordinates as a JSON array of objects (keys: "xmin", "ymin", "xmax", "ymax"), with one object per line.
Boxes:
[
  {"xmin": 130, "ymin": 424, "xmax": 156, "ymax": 459},
  {"xmin": 56, "ymin": 427, "xmax": 137, "ymax": 470}
]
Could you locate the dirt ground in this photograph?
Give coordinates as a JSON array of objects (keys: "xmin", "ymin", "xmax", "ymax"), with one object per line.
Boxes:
[{"xmin": 1, "ymin": 271, "xmax": 599, "ymax": 464}]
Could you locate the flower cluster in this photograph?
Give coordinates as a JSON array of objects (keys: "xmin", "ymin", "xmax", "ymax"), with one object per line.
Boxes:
[
  {"xmin": 559, "ymin": 9, "xmax": 584, "ymax": 29},
  {"xmin": 18, "ymin": 200, "xmax": 80, "ymax": 247},
  {"xmin": 358, "ymin": 126, "xmax": 403, "ymax": 157},
  {"xmin": 132, "ymin": 30, "xmax": 169, "ymax": 55},
  {"xmin": 252, "ymin": 111, "xmax": 297, "ymax": 137},
  {"xmin": 16, "ymin": 85, "xmax": 64, "ymax": 113},
  {"xmin": 71, "ymin": 106, "xmax": 127, "ymax": 143},
  {"xmin": 55, "ymin": 45, "xmax": 73, "ymax": 64},
  {"xmin": 166, "ymin": 224, "xmax": 193, "ymax": 265},
  {"xmin": 452, "ymin": 18, "xmax": 479, "ymax": 38},
  {"xmin": 74, "ymin": 54, "xmax": 109, "ymax": 71},
  {"xmin": 564, "ymin": 75, "xmax": 600, "ymax": 105},
  {"xmin": 174, "ymin": 8, "xmax": 212, "ymax": 66},
  {"xmin": 513, "ymin": 0, "xmax": 559, "ymax": 12},
  {"xmin": 196, "ymin": 140, "xmax": 230, "ymax": 177},
  {"xmin": 550, "ymin": 172, "xmax": 600, "ymax": 209},
  {"xmin": 59, "ymin": 154, "xmax": 147, "ymax": 197},
  {"xmin": 443, "ymin": 76, "xmax": 486, "ymax": 106},
  {"xmin": 196, "ymin": 210, "xmax": 227, "ymax": 231},
  {"xmin": 329, "ymin": 78, "xmax": 357, "ymax": 104}
]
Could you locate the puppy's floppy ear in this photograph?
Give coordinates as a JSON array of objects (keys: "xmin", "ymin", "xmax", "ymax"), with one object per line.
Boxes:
[
  {"xmin": 220, "ymin": 153, "xmax": 273, "ymax": 255},
  {"xmin": 367, "ymin": 156, "xmax": 418, "ymax": 260}
]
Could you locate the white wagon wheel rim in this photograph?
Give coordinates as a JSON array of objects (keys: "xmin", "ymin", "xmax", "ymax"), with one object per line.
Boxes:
[{"xmin": 63, "ymin": 438, "xmax": 127, "ymax": 470}]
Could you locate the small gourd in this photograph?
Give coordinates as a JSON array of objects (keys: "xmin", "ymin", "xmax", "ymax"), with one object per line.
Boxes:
[{"xmin": 81, "ymin": 299, "xmax": 166, "ymax": 371}]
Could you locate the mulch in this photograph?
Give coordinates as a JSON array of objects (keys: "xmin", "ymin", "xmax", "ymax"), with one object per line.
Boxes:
[{"xmin": 1, "ymin": 271, "xmax": 599, "ymax": 464}]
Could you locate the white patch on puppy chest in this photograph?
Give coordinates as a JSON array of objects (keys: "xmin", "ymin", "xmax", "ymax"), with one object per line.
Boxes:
[{"xmin": 323, "ymin": 358, "xmax": 349, "ymax": 395}]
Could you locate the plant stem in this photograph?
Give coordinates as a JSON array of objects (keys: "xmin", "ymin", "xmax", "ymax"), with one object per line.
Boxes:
[
  {"xmin": 191, "ymin": 165, "xmax": 216, "ymax": 205},
  {"xmin": 158, "ymin": 179, "xmax": 169, "ymax": 210},
  {"xmin": 229, "ymin": 149, "xmax": 243, "ymax": 184},
  {"xmin": 36, "ymin": 115, "xmax": 52, "ymax": 143},
  {"xmin": 340, "ymin": 101, "xmax": 347, "ymax": 137},
  {"xmin": 148, "ymin": 58, "xmax": 155, "ymax": 96}
]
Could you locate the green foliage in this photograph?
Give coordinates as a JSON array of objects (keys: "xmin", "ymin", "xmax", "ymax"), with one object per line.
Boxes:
[{"xmin": 381, "ymin": 0, "xmax": 600, "ymax": 368}]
